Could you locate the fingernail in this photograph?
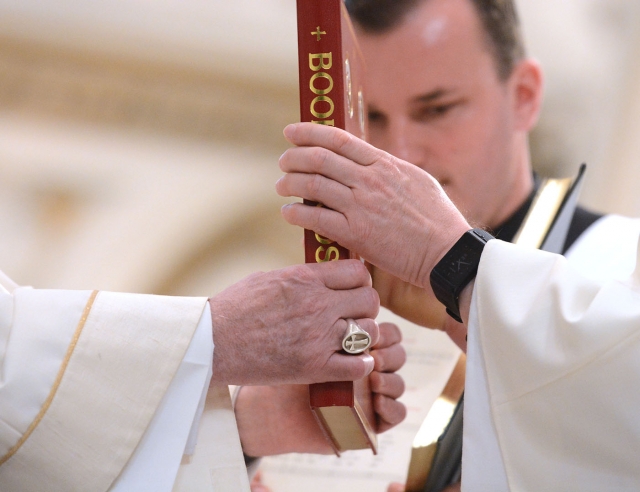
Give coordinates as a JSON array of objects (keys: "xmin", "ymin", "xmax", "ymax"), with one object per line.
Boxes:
[
  {"xmin": 283, "ymin": 124, "xmax": 295, "ymax": 139},
  {"xmin": 372, "ymin": 320, "xmax": 380, "ymax": 346},
  {"xmin": 362, "ymin": 354, "xmax": 375, "ymax": 376}
]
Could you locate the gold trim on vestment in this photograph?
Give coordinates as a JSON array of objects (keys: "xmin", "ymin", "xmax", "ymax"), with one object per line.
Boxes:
[{"xmin": 0, "ymin": 290, "xmax": 99, "ymax": 466}]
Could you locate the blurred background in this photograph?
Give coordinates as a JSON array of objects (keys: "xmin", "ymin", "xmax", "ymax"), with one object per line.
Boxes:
[
  {"xmin": 1, "ymin": 0, "xmax": 639, "ymax": 490},
  {"xmin": 1, "ymin": 0, "xmax": 639, "ymax": 294}
]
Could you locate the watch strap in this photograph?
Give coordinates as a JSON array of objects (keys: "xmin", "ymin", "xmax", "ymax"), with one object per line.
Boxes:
[{"xmin": 430, "ymin": 228, "xmax": 494, "ymax": 322}]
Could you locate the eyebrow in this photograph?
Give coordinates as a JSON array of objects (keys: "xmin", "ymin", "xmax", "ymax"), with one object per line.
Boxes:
[
  {"xmin": 412, "ymin": 89, "xmax": 450, "ymax": 104},
  {"xmin": 367, "ymin": 88, "xmax": 454, "ymax": 115}
]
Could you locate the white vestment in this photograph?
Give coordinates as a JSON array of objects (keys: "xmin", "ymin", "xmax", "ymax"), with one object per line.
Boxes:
[
  {"xmin": 462, "ymin": 215, "xmax": 640, "ymax": 491},
  {"xmin": 0, "ymin": 275, "xmax": 250, "ymax": 491}
]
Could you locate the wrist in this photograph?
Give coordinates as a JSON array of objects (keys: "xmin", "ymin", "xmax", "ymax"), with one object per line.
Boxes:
[
  {"xmin": 419, "ymin": 221, "xmax": 470, "ymax": 290},
  {"xmin": 209, "ymin": 297, "xmax": 236, "ymax": 385}
]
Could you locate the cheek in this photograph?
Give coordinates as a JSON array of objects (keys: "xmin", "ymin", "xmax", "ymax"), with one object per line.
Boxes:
[
  {"xmin": 367, "ymin": 126, "xmax": 388, "ymax": 152},
  {"xmin": 437, "ymin": 113, "xmax": 514, "ymax": 221}
]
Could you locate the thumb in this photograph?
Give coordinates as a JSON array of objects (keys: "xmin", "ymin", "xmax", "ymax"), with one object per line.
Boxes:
[{"xmin": 318, "ymin": 353, "xmax": 374, "ymax": 382}]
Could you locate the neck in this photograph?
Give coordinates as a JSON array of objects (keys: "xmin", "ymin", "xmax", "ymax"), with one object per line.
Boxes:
[{"xmin": 486, "ymin": 138, "xmax": 534, "ymax": 230}]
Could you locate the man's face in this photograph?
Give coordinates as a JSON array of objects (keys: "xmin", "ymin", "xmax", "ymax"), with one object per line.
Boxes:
[{"xmin": 358, "ymin": 0, "xmax": 531, "ymax": 228}]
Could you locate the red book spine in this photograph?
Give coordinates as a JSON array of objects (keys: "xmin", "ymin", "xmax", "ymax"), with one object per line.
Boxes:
[
  {"xmin": 297, "ymin": 0, "xmax": 353, "ymax": 264},
  {"xmin": 296, "ymin": 0, "xmax": 375, "ymax": 455}
]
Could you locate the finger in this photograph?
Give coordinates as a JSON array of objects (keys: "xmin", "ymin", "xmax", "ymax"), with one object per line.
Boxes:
[
  {"xmin": 352, "ymin": 318, "xmax": 380, "ymax": 349},
  {"xmin": 319, "ymin": 288, "xmax": 379, "ymax": 346},
  {"xmin": 374, "ymin": 394, "xmax": 407, "ymax": 432},
  {"xmin": 320, "ymin": 352, "xmax": 375, "ymax": 382},
  {"xmin": 284, "ymin": 122, "xmax": 379, "ymax": 166},
  {"xmin": 279, "ymin": 145, "xmax": 363, "ymax": 188},
  {"xmin": 281, "ymin": 202, "xmax": 352, "ymax": 249},
  {"xmin": 372, "ymin": 322, "xmax": 402, "ymax": 349},
  {"xmin": 369, "ymin": 372, "xmax": 405, "ymax": 399},
  {"xmin": 276, "ymin": 171, "xmax": 353, "ymax": 211},
  {"xmin": 371, "ymin": 343, "xmax": 406, "ymax": 373},
  {"xmin": 306, "ymin": 259, "xmax": 372, "ymax": 290},
  {"xmin": 330, "ymin": 287, "xmax": 380, "ymax": 322}
]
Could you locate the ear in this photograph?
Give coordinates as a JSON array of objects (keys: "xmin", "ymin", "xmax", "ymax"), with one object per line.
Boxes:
[{"xmin": 508, "ymin": 58, "xmax": 544, "ymax": 132}]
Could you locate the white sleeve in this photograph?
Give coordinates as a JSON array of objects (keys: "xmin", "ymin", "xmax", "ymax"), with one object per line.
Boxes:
[
  {"xmin": 111, "ymin": 306, "xmax": 214, "ymax": 491},
  {"xmin": 462, "ymin": 239, "xmax": 640, "ymax": 491},
  {"xmin": 0, "ymin": 284, "xmax": 210, "ymax": 491}
]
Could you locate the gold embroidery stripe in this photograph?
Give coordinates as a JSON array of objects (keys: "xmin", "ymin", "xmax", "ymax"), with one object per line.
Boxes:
[{"xmin": 0, "ymin": 290, "xmax": 99, "ymax": 466}]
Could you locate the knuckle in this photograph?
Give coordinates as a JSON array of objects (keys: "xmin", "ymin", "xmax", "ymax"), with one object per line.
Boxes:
[
  {"xmin": 309, "ymin": 202, "xmax": 325, "ymax": 231},
  {"xmin": 307, "ymin": 173, "xmax": 324, "ymax": 197},
  {"xmin": 348, "ymin": 357, "xmax": 369, "ymax": 380},
  {"xmin": 355, "ymin": 260, "xmax": 373, "ymax": 283},
  {"xmin": 310, "ymin": 146, "xmax": 330, "ymax": 171},
  {"xmin": 332, "ymin": 128, "xmax": 352, "ymax": 152},
  {"xmin": 295, "ymin": 263, "xmax": 318, "ymax": 284},
  {"xmin": 363, "ymin": 287, "xmax": 380, "ymax": 313},
  {"xmin": 343, "ymin": 259, "xmax": 368, "ymax": 283}
]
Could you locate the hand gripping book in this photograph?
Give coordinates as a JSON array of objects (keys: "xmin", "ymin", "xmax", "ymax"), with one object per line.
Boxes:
[
  {"xmin": 405, "ymin": 164, "xmax": 588, "ymax": 491},
  {"xmin": 295, "ymin": 0, "xmax": 376, "ymax": 455}
]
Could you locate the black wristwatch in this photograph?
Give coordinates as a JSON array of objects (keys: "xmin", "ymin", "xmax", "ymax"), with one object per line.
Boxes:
[{"xmin": 429, "ymin": 228, "xmax": 495, "ymax": 323}]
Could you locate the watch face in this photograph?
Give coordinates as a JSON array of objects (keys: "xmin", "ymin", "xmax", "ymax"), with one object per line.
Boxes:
[{"xmin": 439, "ymin": 232, "xmax": 487, "ymax": 285}]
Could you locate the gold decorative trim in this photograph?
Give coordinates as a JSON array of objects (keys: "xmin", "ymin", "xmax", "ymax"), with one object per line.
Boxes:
[{"xmin": 0, "ymin": 290, "xmax": 99, "ymax": 466}]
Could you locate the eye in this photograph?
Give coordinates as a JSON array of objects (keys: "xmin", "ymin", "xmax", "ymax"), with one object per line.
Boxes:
[
  {"xmin": 412, "ymin": 102, "xmax": 458, "ymax": 121},
  {"xmin": 367, "ymin": 109, "xmax": 387, "ymax": 125}
]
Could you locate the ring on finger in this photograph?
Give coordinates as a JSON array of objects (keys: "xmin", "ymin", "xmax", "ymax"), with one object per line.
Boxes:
[{"xmin": 342, "ymin": 318, "xmax": 372, "ymax": 355}]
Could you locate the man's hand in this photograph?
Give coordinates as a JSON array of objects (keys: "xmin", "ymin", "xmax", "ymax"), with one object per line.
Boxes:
[
  {"xmin": 235, "ymin": 322, "xmax": 407, "ymax": 457},
  {"xmin": 209, "ymin": 259, "xmax": 380, "ymax": 386},
  {"xmin": 276, "ymin": 122, "xmax": 470, "ymax": 292}
]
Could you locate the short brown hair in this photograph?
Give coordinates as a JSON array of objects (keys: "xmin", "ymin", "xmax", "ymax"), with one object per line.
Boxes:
[{"xmin": 345, "ymin": 0, "xmax": 525, "ymax": 80}]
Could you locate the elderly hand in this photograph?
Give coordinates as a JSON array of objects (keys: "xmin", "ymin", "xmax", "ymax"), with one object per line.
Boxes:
[
  {"xmin": 209, "ymin": 259, "xmax": 380, "ymax": 386},
  {"xmin": 276, "ymin": 122, "xmax": 470, "ymax": 293},
  {"xmin": 235, "ymin": 322, "xmax": 407, "ymax": 457}
]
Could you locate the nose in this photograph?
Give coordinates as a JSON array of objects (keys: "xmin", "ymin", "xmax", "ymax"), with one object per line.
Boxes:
[{"xmin": 380, "ymin": 119, "xmax": 425, "ymax": 166}]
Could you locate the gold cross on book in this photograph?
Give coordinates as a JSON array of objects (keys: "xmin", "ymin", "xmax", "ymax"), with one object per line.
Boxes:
[{"xmin": 311, "ymin": 26, "xmax": 326, "ymax": 40}]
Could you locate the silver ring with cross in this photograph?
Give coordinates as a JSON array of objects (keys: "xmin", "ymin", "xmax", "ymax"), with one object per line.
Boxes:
[{"xmin": 341, "ymin": 318, "xmax": 372, "ymax": 355}]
